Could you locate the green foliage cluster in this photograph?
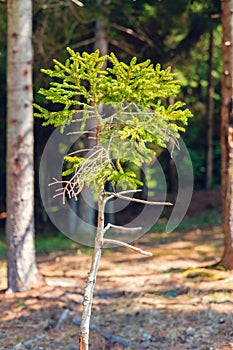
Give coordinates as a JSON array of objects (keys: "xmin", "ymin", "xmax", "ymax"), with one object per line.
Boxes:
[{"xmin": 34, "ymin": 49, "xmax": 192, "ymax": 194}]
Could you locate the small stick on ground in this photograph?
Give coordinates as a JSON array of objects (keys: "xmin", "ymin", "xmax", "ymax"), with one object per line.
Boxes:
[
  {"xmin": 73, "ymin": 318, "xmax": 132, "ymax": 347},
  {"xmin": 15, "ymin": 333, "xmax": 46, "ymax": 349},
  {"xmin": 55, "ymin": 308, "xmax": 70, "ymax": 331}
]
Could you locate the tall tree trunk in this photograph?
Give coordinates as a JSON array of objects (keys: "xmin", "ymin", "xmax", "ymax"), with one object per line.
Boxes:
[
  {"xmin": 206, "ymin": 29, "xmax": 214, "ymax": 189},
  {"xmin": 7, "ymin": 0, "xmax": 40, "ymax": 291},
  {"xmin": 221, "ymin": 0, "xmax": 233, "ymax": 269}
]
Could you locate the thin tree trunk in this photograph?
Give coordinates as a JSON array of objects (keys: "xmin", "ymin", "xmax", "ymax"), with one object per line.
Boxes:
[
  {"xmin": 79, "ymin": 190, "xmax": 105, "ymax": 349},
  {"xmin": 78, "ymin": 6, "xmax": 109, "ymax": 337},
  {"xmin": 6, "ymin": 0, "xmax": 40, "ymax": 291},
  {"xmin": 221, "ymin": 0, "xmax": 233, "ymax": 269},
  {"xmin": 206, "ymin": 29, "xmax": 214, "ymax": 189},
  {"xmin": 78, "ymin": 8, "xmax": 109, "ymax": 333}
]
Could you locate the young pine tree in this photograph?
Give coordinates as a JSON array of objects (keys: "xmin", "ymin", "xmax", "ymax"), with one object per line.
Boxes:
[{"xmin": 34, "ymin": 48, "xmax": 192, "ymax": 349}]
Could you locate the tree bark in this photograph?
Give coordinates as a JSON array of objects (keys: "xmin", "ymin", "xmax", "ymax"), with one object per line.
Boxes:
[
  {"xmin": 7, "ymin": 0, "xmax": 41, "ymax": 291},
  {"xmin": 206, "ymin": 29, "xmax": 214, "ymax": 189},
  {"xmin": 94, "ymin": 0, "xmax": 108, "ymax": 56},
  {"xmin": 221, "ymin": 0, "xmax": 233, "ymax": 269},
  {"xmin": 79, "ymin": 191, "xmax": 105, "ymax": 349}
]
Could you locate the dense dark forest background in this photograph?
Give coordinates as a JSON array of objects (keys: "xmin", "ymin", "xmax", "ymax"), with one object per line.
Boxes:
[{"xmin": 0, "ymin": 0, "xmax": 222, "ymax": 232}]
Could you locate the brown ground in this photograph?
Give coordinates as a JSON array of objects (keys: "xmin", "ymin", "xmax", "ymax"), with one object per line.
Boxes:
[{"xmin": 1, "ymin": 190, "xmax": 233, "ymax": 350}]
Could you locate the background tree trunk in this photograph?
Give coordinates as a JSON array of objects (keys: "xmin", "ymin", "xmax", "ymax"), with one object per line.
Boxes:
[
  {"xmin": 94, "ymin": 0, "xmax": 116, "ymax": 225},
  {"xmin": 94, "ymin": 0, "xmax": 108, "ymax": 55},
  {"xmin": 206, "ymin": 29, "xmax": 214, "ymax": 189},
  {"xmin": 77, "ymin": 0, "xmax": 110, "ymax": 234},
  {"xmin": 221, "ymin": 0, "xmax": 233, "ymax": 269},
  {"xmin": 6, "ymin": 0, "xmax": 40, "ymax": 291}
]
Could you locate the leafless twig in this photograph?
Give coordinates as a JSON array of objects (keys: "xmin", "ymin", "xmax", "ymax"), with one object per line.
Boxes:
[
  {"xmin": 103, "ymin": 238, "xmax": 153, "ymax": 256},
  {"xmin": 111, "ymin": 23, "xmax": 154, "ymax": 48},
  {"xmin": 104, "ymin": 191, "xmax": 173, "ymax": 206},
  {"xmin": 103, "ymin": 223, "xmax": 142, "ymax": 234},
  {"xmin": 108, "ymin": 38, "xmax": 135, "ymax": 56},
  {"xmin": 49, "ymin": 146, "xmax": 113, "ymax": 204},
  {"xmin": 66, "ymin": 131, "xmax": 96, "ymax": 135},
  {"xmin": 67, "ymin": 148, "xmax": 91, "ymax": 156},
  {"xmin": 71, "ymin": 0, "xmax": 84, "ymax": 7},
  {"xmin": 104, "ymin": 189, "xmax": 141, "ymax": 202},
  {"xmin": 72, "ymin": 38, "xmax": 96, "ymax": 49}
]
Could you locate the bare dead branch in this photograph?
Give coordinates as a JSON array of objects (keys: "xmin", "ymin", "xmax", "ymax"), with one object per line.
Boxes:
[
  {"xmin": 103, "ymin": 238, "xmax": 153, "ymax": 257},
  {"xmin": 111, "ymin": 23, "xmax": 153, "ymax": 44},
  {"xmin": 103, "ymin": 222, "xmax": 142, "ymax": 234},
  {"xmin": 108, "ymin": 38, "xmax": 135, "ymax": 56},
  {"xmin": 49, "ymin": 146, "xmax": 112, "ymax": 204},
  {"xmin": 72, "ymin": 37, "xmax": 96, "ymax": 49},
  {"xmin": 68, "ymin": 2, "xmax": 95, "ymax": 24},
  {"xmin": 66, "ymin": 131, "xmax": 96, "ymax": 135},
  {"xmin": 67, "ymin": 148, "xmax": 92, "ymax": 156},
  {"xmin": 104, "ymin": 189, "xmax": 141, "ymax": 202},
  {"xmin": 49, "ymin": 177, "xmax": 83, "ymax": 204},
  {"xmin": 104, "ymin": 191, "xmax": 173, "ymax": 206},
  {"xmin": 71, "ymin": 0, "xmax": 84, "ymax": 7},
  {"xmin": 124, "ymin": 14, "xmax": 155, "ymax": 48}
]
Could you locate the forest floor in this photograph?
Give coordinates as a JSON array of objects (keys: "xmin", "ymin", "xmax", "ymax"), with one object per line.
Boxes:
[{"xmin": 1, "ymin": 190, "xmax": 233, "ymax": 350}]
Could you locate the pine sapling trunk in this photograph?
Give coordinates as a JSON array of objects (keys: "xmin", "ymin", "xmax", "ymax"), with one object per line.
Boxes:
[{"xmin": 79, "ymin": 189, "xmax": 105, "ymax": 350}]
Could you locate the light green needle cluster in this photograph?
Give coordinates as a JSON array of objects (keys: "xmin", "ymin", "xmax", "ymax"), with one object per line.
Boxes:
[{"xmin": 34, "ymin": 48, "xmax": 193, "ymax": 193}]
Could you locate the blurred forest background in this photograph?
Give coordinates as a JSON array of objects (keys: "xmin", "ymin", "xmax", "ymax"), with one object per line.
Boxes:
[
  {"xmin": 0, "ymin": 0, "xmax": 222, "ymax": 235},
  {"xmin": 2, "ymin": 1, "xmax": 233, "ymax": 349}
]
